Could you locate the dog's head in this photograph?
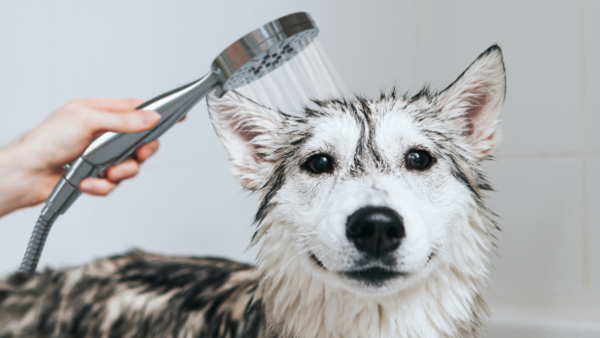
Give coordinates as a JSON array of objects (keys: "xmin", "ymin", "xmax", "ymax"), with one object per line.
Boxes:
[{"xmin": 207, "ymin": 46, "xmax": 505, "ymax": 297}]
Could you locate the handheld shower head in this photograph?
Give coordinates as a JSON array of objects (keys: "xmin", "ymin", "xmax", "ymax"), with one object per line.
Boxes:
[
  {"xmin": 212, "ymin": 12, "xmax": 318, "ymax": 91},
  {"xmin": 19, "ymin": 12, "xmax": 319, "ymax": 274}
]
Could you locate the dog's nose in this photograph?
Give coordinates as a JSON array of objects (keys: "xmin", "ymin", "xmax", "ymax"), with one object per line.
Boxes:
[{"xmin": 346, "ymin": 206, "xmax": 404, "ymax": 258}]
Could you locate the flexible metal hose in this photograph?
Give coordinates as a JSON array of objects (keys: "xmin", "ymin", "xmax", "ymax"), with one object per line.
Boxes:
[{"xmin": 19, "ymin": 216, "xmax": 55, "ymax": 274}]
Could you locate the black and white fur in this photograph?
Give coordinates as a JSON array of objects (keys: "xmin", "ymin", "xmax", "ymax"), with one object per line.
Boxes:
[{"xmin": 0, "ymin": 45, "xmax": 506, "ymax": 338}]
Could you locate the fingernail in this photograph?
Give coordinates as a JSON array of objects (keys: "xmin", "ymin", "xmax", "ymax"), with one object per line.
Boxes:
[
  {"xmin": 142, "ymin": 111, "xmax": 160, "ymax": 126},
  {"xmin": 81, "ymin": 181, "xmax": 93, "ymax": 191}
]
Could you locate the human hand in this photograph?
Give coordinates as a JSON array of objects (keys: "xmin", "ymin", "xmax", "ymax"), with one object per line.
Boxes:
[{"xmin": 0, "ymin": 99, "xmax": 161, "ymax": 217}]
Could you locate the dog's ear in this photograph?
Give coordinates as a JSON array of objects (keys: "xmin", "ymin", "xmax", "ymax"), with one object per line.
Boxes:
[
  {"xmin": 207, "ymin": 91, "xmax": 283, "ymax": 190},
  {"xmin": 437, "ymin": 45, "xmax": 506, "ymax": 161}
]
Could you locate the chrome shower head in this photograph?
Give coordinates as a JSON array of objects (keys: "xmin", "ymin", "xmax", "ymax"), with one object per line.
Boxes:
[{"xmin": 212, "ymin": 12, "xmax": 319, "ymax": 91}]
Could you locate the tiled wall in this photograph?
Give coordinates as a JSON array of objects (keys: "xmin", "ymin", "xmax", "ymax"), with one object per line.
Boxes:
[{"xmin": 0, "ymin": 0, "xmax": 597, "ymax": 329}]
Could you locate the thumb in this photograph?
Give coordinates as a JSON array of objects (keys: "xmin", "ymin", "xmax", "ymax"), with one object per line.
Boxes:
[{"xmin": 87, "ymin": 109, "xmax": 161, "ymax": 135}]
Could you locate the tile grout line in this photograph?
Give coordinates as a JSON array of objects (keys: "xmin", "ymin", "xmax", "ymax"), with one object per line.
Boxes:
[{"xmin": 578, "ymin": 0, "xmax": 591, "ymax": 294}]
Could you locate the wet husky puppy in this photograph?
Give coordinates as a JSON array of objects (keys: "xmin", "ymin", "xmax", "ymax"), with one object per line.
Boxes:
[{"xmin": 0, "ymin": 45, "xmax": 506, "ymax": 338}]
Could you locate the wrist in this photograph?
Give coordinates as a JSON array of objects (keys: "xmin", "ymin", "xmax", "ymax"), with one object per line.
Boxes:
[{"xmin": 0, "ymin": 140, "xmax": 44, "ymax": 217}]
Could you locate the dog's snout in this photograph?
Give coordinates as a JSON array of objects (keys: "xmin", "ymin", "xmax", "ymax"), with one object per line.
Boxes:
[{"xmin": 346, "ymin": 206, "xmax": 404, "ymax": 258}]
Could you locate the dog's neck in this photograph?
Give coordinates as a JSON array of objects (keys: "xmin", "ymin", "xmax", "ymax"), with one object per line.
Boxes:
[{"xmin": 253, "ymin": 207, "xmax": 492, "ymax": 338}]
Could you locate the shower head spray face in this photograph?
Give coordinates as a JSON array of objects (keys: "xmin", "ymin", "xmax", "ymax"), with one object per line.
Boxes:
[{"xmin": 212, "ymin": 12, "xmax": 319, "ymax": 91}]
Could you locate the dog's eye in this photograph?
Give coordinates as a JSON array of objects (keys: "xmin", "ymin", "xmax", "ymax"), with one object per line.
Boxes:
[
  {"xmin": 406, "ymin": 150, "xmax": 433, "ymax": 170},
  {"xmin": 302, "ymin": 154, "xmax": 334, "ymax": 174}
]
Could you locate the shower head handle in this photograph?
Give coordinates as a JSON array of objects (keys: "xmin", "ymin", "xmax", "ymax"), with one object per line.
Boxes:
[{"xmin": 82, "ymin": 72, "xmax": 221, "ymax": 167}]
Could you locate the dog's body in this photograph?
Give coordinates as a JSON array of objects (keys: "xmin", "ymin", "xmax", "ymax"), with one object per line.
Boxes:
[
  {"xmin": 0, "ymin": 46, "xmax": 506, "ymax": 338},
  {"xmin": 0, "ymin": 252, "xmax": 265, "ymax": 337}
]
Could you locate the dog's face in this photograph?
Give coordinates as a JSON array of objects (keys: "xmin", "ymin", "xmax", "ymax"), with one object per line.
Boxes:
[{"xmin": 208, "ymin": 46, "xmax": 505, "ymax": 296}]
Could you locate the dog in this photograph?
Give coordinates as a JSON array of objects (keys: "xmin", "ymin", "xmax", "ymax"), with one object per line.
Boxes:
[{"xmin": 0, "ymin": 45, "xmax": 506, "ymax": 338}]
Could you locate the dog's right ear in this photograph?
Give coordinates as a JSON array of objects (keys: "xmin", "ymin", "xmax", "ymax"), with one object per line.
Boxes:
[{"xmin": 207, "ymin": 91, "xmax": 284, "ymax": 190}]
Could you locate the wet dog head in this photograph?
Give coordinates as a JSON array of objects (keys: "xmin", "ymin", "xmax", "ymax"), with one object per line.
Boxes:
[{"xmin": 207, "ymin": 46, "xmax": 505, "ymax": 296}]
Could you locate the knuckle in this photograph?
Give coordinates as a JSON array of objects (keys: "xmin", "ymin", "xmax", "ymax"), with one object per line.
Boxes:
[
  {"xmin": 75, "ymin": 109, "xmax": 91, "ymax": 129},
  {"xmin": 81, "ymin": 98, "xmax": 96, "ymax": 106},
  {"xmin": 59, "ymin": 100, "xmax": 83, "ymax": 116},
  {"xmin": 129, "ymin": 163, "xmax": 140, "ymax": 175},
  {"xmin": 123, "ymin": 160, "xmax": 139, "ymax": 173},
  {"xmin": 126, "ymin": 98, "xmax": 142, "ymax": 107},
  {"xmin": 71, "ymin": 98, "xmax": 92, "ymax": 109}
]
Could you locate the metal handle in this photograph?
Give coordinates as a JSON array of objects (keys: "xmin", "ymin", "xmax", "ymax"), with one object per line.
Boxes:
[{"xmin": 83, "ymin": 72, "xmax": 220, "ymax": 167}]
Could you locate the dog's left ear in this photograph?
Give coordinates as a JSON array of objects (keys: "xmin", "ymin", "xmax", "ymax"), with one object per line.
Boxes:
[{"xmin": 437, "ymin": 45, "xmax": 506, "ymax": 161}]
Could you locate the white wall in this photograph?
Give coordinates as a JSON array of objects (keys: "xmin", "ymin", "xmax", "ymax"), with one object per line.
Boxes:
[{"xmin": 0, "ymin": 0, "xmax": 598, "ymax": 334}]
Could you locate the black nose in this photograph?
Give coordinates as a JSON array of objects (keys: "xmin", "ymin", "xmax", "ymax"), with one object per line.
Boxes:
[{"xmin": 346, "ymin": 206, "xmax": 405, "ymax": 258}]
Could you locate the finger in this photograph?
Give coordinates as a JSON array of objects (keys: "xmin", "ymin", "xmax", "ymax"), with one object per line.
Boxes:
[
  {"xmin": 80, "ymin": 178, "xmax": 118, "ymax": 196},
  {"xmin": 105, "ymin": 158, "xmax": 140, "ymax": 182},
  {"xmin": 87, "ymin": 109, "xmax": 160, "ymax": 135},
  {"xmin": 134, "ymin": 140, "xmax": 159, "ymax": 162},
  {"xmin": 82, "ymin": 98, "xmax": 145, "ymax": 112}
]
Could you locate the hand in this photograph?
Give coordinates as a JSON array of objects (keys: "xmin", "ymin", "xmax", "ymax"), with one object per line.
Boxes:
[{"xmin": 0, "ymin": 98, "xmax": 161, "ymax": 217}]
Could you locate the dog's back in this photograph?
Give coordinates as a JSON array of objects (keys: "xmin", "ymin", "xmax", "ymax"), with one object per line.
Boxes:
[{"xmin": 0, "ymin": 251, "xmax": 263, "ymax": 338}]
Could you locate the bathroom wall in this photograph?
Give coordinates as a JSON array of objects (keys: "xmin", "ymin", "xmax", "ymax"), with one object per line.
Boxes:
[
  {"xmin": 0, "ymin": 0, "xmax": 597, "ymax": 333},
  {"xmin": 413, "ymin": 0, "xmax": 600, "ymax": 333}
]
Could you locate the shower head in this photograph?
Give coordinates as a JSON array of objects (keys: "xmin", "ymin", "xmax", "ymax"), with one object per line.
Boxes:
[
  {"xmin": 19, "ymin": 12, "xmax": 320, "ymax": 274},
  {"xmin": 212, "ymin": 12, "xmax": 319, "ymax": 91}
]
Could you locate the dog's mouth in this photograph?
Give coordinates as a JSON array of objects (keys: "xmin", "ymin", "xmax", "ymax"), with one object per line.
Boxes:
[
  {"xmin": 310, "ymin": 251, "xmax": 436, "ymax": 286},
  {"xmin": 342, "ymin": 267, "xmax": 406, "ymax": 286},
  {"xmin": 309, "ymin": 252, "xmax": 405, "ymax": 286}
]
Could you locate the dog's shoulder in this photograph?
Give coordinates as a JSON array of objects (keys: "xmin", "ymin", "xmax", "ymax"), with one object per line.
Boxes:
[{"xmin": 0, "ymin": 251, "xmax": 265, "ymax": 338}]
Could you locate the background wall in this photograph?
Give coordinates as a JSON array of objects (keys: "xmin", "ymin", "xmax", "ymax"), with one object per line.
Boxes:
[{"xmin": 0, "ymin": 1, "xmax": 598, "ymax": 336}]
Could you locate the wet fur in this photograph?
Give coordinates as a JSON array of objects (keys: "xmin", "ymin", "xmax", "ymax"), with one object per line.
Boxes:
[
  {"xmin": 0, "ymin": 252, "xmax": 264, "ymax": 337},
  {"xmin": 0, "ymin": 46, "xmax": 506, "ymax": 338}
]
